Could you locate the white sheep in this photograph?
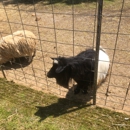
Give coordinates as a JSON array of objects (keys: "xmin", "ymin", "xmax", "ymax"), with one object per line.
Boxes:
[{"xmin": 0, "ymin": 30, "xmax": 37, "ymax": 64}]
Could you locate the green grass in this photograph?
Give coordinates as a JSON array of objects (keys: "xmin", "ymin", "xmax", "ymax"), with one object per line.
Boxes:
[{"xmin": 0, "ymin": 78, "xmax": 130, "ymax": 130}]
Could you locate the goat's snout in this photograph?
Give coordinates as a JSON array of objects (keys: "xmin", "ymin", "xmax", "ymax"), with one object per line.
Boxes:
[
  {"xmin": 47, "ymin": 71, "xmax": 54, "ymax": 78},
  {"xmin": 47, "ymin": 72, "xmax": 50, "ymax": 77}
]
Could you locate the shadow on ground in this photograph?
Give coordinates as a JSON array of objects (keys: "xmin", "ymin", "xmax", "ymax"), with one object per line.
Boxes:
[
  {"xmin": 1, "ymin": 57, "xmax": 32, "ymax": 70},
  {"xmin": 1, "ymin": 0, "xmax": 100, "ymax": 6},
  {"xmin": 35, "ymin": 98, "xmax": 92, "ymax": 122},
  {"xmin": 35, "ymin": 86, "xmax": 93, "ymax": 121},
  {"xmin": 0, "ymin": 76, "xmax": 93, "ymax": 122}
]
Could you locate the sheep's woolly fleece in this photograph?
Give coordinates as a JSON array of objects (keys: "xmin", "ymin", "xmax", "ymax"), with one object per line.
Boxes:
[{"xmin": 0, "ymin": 30, "xmax": 37, "ymax": 64}]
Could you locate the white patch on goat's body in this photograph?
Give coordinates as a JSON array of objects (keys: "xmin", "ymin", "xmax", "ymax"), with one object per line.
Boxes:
[
  {"xmin": 53, "ymin": 59, "xmax": 58, "ymax": 64},
  {"xmin": 97, "ymin": 49, "xmax": 110, "ymax": 85}
]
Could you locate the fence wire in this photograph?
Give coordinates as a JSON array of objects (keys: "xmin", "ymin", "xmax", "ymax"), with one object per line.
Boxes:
[{"xmin": 0, "ymin": 0, "xmax": 130, "ymax": 114}]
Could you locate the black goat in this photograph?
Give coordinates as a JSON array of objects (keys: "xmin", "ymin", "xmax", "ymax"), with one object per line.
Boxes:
[{"xmin": 47, "ymin": 47, "xmax": 110, "ymax": 94}]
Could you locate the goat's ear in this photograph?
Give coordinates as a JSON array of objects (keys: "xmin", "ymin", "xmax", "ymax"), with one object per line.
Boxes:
[{"xmin": 56, "ymin": 66, "xmax": 67, "ymax": 73}]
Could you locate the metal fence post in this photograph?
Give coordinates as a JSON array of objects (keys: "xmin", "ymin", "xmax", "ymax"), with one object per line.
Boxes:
[{"xmin": 93, "ymin": 0, "xmax": 103, "ymax": 105}]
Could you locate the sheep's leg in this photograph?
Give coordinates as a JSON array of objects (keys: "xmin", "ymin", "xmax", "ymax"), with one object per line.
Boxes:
[
  {"xmin": 28, "ymin": 49, "xmax": 36, "ymax": 62},
  {"xmin": 9, "ymin": 58, "xmax": 15, "ymax": 65},
  {"xmin": 28, "ymin": 56, "xmax": 33, "ymax": 62},
  {"xmin": 12, "ymin": 58, "xmax": 15, "ymax": 63},
  {"xmin": 32, "ymin": 49, "xmax": 36, "ymax": 57},
  {"xmin": 9, "ymin": 61, "xmax": 13, "ymax": 65}
]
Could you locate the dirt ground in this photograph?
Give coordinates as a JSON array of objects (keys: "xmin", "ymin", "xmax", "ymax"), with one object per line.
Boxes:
[{"xmin": 0, "ymin": 0, "xmax": 130, "ymax": 114}]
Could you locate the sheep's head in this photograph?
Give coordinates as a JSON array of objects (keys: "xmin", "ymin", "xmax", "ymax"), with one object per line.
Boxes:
[{"xmin": 47, "ymin": 57, "xmax": 71, "ymax": 88}]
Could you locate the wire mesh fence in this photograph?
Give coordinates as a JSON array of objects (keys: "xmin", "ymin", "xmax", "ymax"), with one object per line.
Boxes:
[{"xmin": 0, "ymin": 0, "xmax": 130, "ymax": 114}]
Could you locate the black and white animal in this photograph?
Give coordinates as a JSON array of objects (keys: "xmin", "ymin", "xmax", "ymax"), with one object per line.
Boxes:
[{"xmin": 47, "ymin": 47, "xmax": 110, "ymax": 94}]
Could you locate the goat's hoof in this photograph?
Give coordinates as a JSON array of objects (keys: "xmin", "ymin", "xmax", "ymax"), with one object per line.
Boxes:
[
  {"xmin": 74, "ymin": 88, "xmax": 80, "ymax": 94},
  {"xmin": 81, "ymin": 90, "xmax": 87, "ymax": 94}
]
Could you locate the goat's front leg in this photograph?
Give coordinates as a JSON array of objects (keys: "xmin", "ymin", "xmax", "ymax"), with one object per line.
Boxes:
[
  {"xmin": 74, "ymin": 85, "xmax": 80, "ymax": 94},
  {"xmin": 81, "ymin": 84, "xmax": 88, "ymax": 94},
  {"xmin": 74, "ymin": 81, "xmax": 88, "ymax": 95},
  {"xmin": 81, "ymin": 88, "xmax": 88, "ymax": 94}
]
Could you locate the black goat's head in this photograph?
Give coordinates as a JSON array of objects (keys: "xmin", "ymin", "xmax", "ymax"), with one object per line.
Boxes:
[{"xmin": 47, "ymin": 57, "xmax": 71, "ymax": 88}]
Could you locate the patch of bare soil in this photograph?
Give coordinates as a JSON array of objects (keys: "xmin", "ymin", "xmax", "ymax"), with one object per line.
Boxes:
[{"xmin": 0, "ymin": 1, "xmax": 130, "ymax": 114}]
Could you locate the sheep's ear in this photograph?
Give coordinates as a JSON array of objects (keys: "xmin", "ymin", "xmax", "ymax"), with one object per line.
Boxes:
[{"xmin": 56, "ymin": 66, "xmax": 66, "ymax": 73}]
